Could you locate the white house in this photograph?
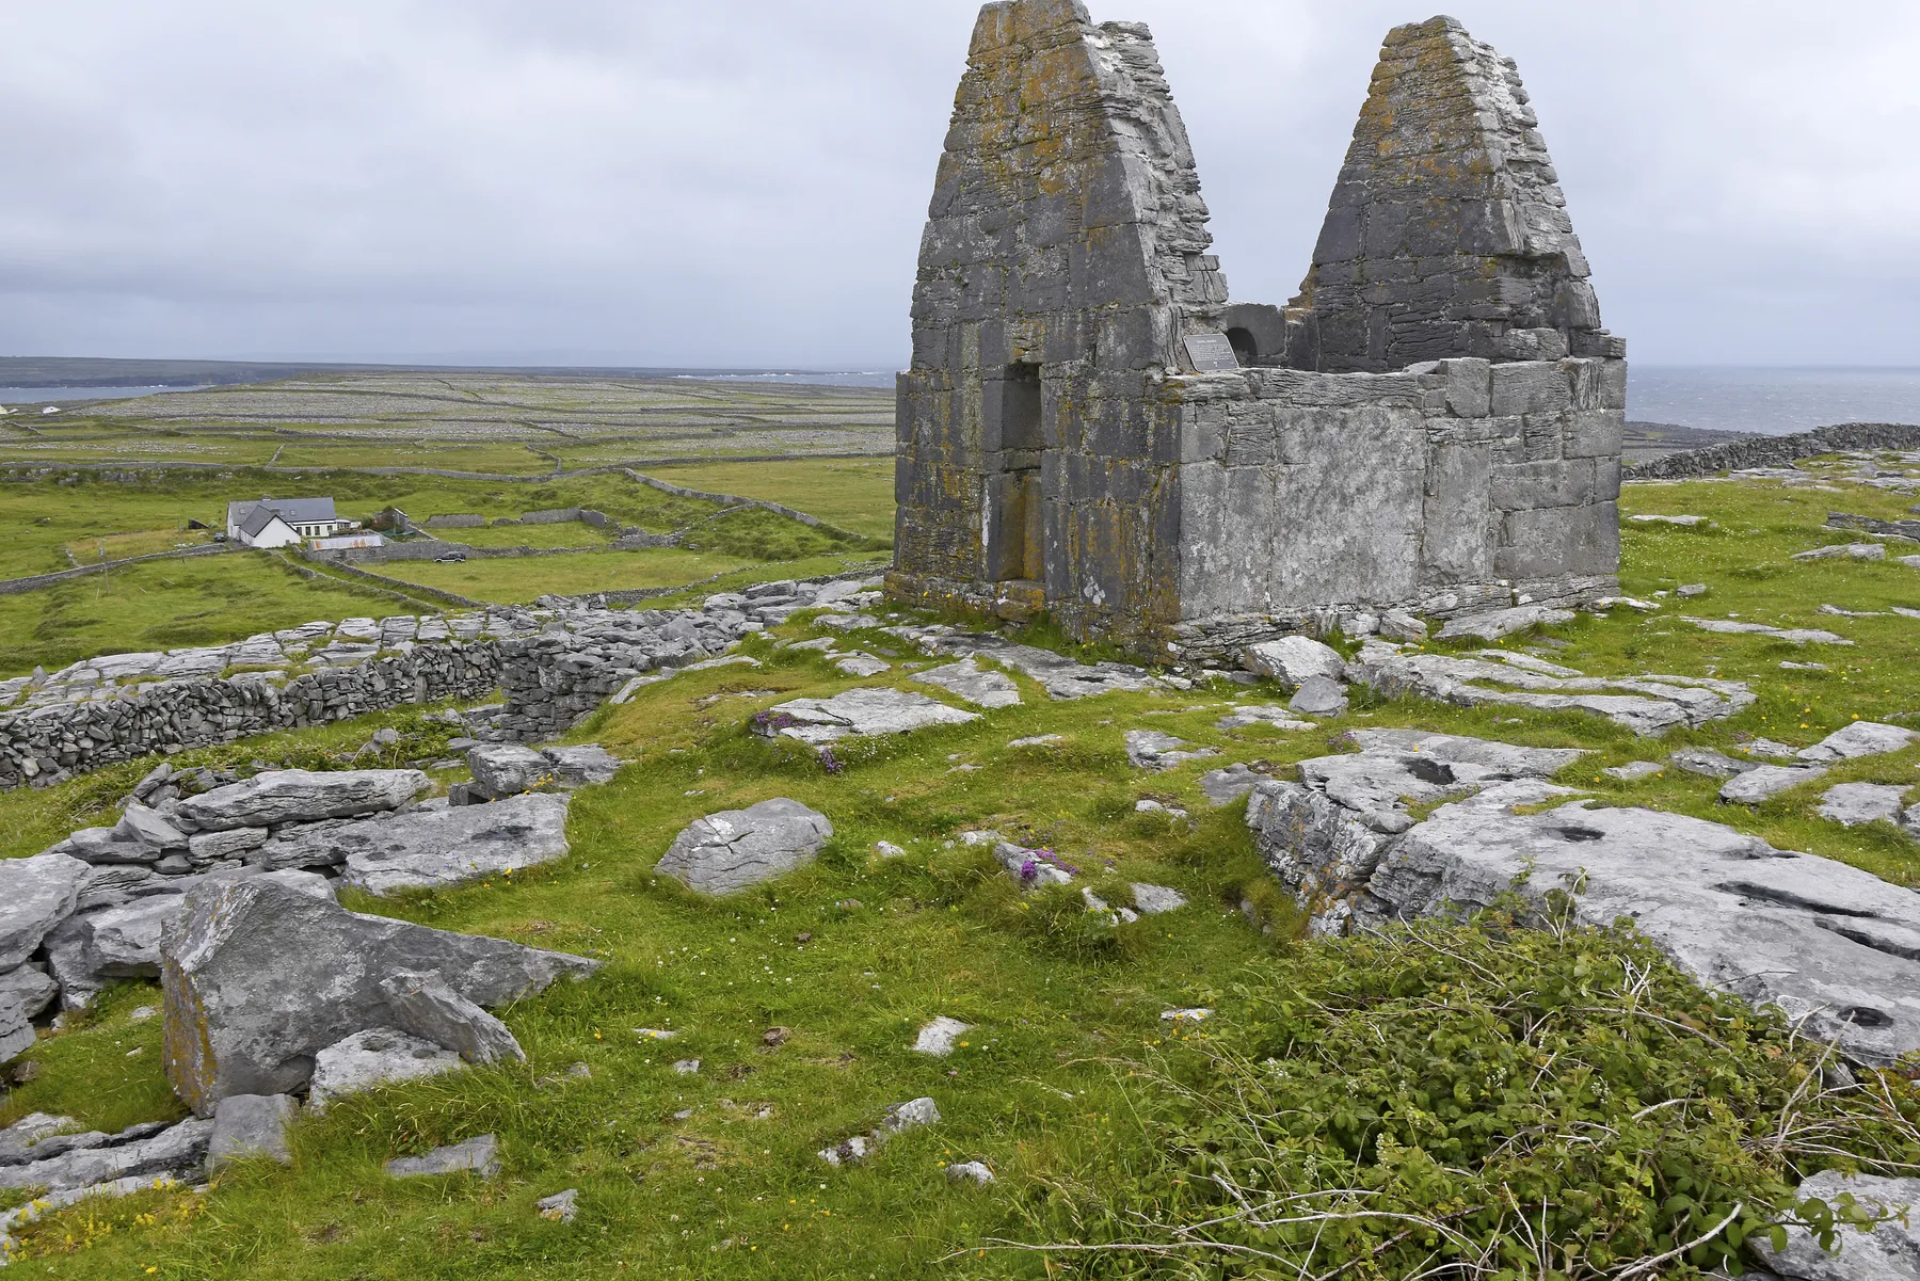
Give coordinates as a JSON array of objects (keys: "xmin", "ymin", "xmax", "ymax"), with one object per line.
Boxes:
[{"xmin": 227, "ymin": 497, "xmax": 354, "ymax": 548}]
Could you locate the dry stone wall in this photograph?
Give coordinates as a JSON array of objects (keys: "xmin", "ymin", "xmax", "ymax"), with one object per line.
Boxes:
[{"xmin": 0, "ymin": 578, "xmax": 878, "ymax": 790}]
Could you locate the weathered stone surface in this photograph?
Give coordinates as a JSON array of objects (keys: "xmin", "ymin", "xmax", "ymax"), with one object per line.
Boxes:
[
  {"xmin": 0, "ymin": 854, "xmax": 88, "ymax": 969},
  {"xmin": 1216, "ymin": 704, "xmax": 1316, "ymax": 732},
  {"xmin": 385, "ymin": 1134, "xmax": 500, "ymax": 1179},
  {"xmin": 994, "ymin": 842, "xmax": 1074, "ymax": 890},
  {"xmin": 208, "ymin": 1093, "xmax": 297, "ymax": 1168},
  {"xmin": 0, "ymin": 965, "xmax": 57, "ymax": 1063},
  {"xmin": 1603, "ymin": 761, "xmax": 1664, "ymax": 782},
  {"xmin": 1437, "ymin": 607, "xmax": 1577, "ymax": 642},
  {"xmin": 654, "ymin": 799, "xmax": 833, "ymax": 896},
  {"xmin": 1819, "ymin": 784, "xmax": 1910, "ymax": 828},
  {"xmin": 44, "ymin": 894, "xmax": 187, "ymax": 1007},
  {"xmin": 1243, "ymin": 637, "xmax": 1345, "ymax": 687},
  {"xmin": 1351, "ymin": 646, "xmax": 1754, "ymax": 736},
  {"xmin": 835, "ymin": 653, "xmax": 892, "ymax": 678},
  {"xmin": 1131, "ymin": 884, "xmax": 1188, "ymax": 915},
  {"xmin": 308, "ymin": 1029, "xmax": 464, "ymax": 1114},
  {"xmin": 1125, "ymin": 730, "xmax": 1218, "ymax": 772},
  {"xmin": 1753, "ymin": 1170, "xmax": 1920, "ymax": 1281},
  {"xmin": 1793, "ymin": 542, "xmax": 1887, "ymax": 562},
  {"xmin": 1798, "ymin": 722, "xmax": 1920, "ymax": 763},
  {"xmin": 187, "ymin": 827, "xmax": 270, "ymax": 863},
  {"xmin": 912, "ymin": 659, "xmax": 1022, "ymax": 709},
  {"xmin": 946, "ymin": 1161, "xmax": 995, "ymax": 1185},
  {"xmin": 760, "ymin": 688, "xmax": 978, "ymax": 745},
  {"xmin": 537, "ymin": 1187, "xmax": 580, "ymax": 1222},
  {"xmin": 466, "ymin": 745, "xmax": 549, "ymax": 799},
  {"xmin": 820, "ymin": 1098, "xmax": 941, "ymax": 1168},
  {"xmin": 161, "ymin": 878, "xmax": 599, "ymax": 1113},
  {"xmin": 912, "ymin": 1017, "xmax": 970, "ymax": 1058},
  {"xmin": 303, "ymin": 793, "xmax": 574, "ymax": 896},
  {"xmin": 1669, "ymin": 748, "xmax": 1753, "ymax": 780},
  {"xmin": 0, "ymin": 1113, "xmax": 80, "ymax": 1166},
  {"xmin": 1721, "ymin": 765, "xmax": 1829, "ymax": 804},
  {"xmin": 0, "ymin": 1118, "xmax": 213, "ymax": 1191},
  {"xmin": 1262, "ymin": 765, "xmax": 1920, "ymax": 1063},
  {"xmin": 379, "ymin": 974, "xmax": 525, "ymax": 1065},
  {"xmin": 542, "ymin": 744, "xmax": 620, "ymax": 788},
  {"xmin": 113, "ymin": 804, "xmax": 190, "ymax": 857},
  {"xmin": 1289, "ymin": 676, "xmax": 1349, "ymax": 717},
  {"xmin": 179, "ymin": 769, "xmax": 429, "ymax": 831},
  {"xmin": 1685, "ymin": 618, "xmax": 1852, "ymax": 646},
  {"xmin": 1200, "ymin": 763, "xmax": 1265, "ymax": 806}
]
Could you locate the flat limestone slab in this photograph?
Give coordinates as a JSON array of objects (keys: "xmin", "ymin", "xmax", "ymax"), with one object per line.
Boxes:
[
  {"xmin": 912, "ymin": 659, "xmax": 1022, "ymax": 709},
  {"xmin": 1350, "ymin": 646, "xmax": 1754, "ymax": 736},
  {"xmin": 179, "ymin": 769, "xmax": 430, "ymax": 831},
  {"xmin": 0, "ymin": 854, "xmax": 89, "ymax": 970},
  {"xmin": 761, "ymin": 687, "xmax": 979, "ymax": 745},
  {"xmin": 327, "ymin": 794, "xmax": 573, "ymax": 896},
  {"xmin": 1379, "ymin": 783, "xmax": 1920, "ymax": 1065}
]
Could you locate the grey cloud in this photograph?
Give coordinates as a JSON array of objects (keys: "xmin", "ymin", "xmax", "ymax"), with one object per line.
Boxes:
[{"xmin": 0, "ymin": 0, "xmax": 1915, "ymax": 366}]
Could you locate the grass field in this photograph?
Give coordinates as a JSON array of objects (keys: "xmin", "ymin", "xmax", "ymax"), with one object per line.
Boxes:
[
  {"xmin": 646, "ymin": 458, "xmax": 897, "ymax": 540},
  {"xmin": 435, "ymin": 523, "xmax": 614, "ymax": 550},
  {"xmin": 0, "ymin": 554, "xmax": 405, "ymax": 677}
]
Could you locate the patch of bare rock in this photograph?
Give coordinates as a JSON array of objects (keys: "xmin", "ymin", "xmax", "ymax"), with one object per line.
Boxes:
[{"xmin": 1247, "ymin": 731, "xmax": 1920, "ymax": 1065}]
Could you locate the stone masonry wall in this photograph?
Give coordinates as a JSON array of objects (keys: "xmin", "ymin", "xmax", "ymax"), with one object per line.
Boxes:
[
  {"xmin": 892, "ymin": 0, "xmax": 1225, "ymax": 641},
  {"xmin": 1170, "ymin": 354, "xmax": 1623, "ymax": 658},
  {"xmin": 1285, "ymin": 18, "xmax": 1622, "ymax": 373}
]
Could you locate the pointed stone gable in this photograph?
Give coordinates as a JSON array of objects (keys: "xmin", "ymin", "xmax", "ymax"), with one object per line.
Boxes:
[
  {"xmin": 896, "ymin": 0, "xmax": 1226, "ymax": 639},
  {"xmin": 1288, "ymin": 16, "xmax": 1620, "ymax": 373}
]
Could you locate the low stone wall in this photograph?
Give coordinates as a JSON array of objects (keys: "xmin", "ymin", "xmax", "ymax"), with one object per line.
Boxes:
[
  {"xmin": 0, "ymin": 544, "xmax": 233, "ymax": 597},
  {"xmin": 0, "ymin": 645, "xmax": 505, "ymax": 788},
  {"xmin": 1624, "ymin": 423, "xmax": 1920, "ymax": 481},
  {"xmin": 423, "ymin": 513, "xmax": 485, "ymax": 529}
]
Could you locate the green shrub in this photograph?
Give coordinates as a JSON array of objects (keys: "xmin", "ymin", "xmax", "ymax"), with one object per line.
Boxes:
[{"xmin": 1012, "ymin": 900, "xmax": 1920, "ymax": 1279}]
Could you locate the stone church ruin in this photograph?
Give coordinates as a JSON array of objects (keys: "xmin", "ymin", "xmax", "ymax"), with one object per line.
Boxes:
[{"xmin": 890, "ymin": 2, "xmax": 1625, "ymax": 656}]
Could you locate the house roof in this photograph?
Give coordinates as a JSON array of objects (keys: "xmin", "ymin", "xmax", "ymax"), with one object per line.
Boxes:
[
  {"xmin": 238, "ymin": 508, "xmax": 298, "ymax": 538},
  {"xmin": 229, "ymin": 497, "xmax": 338, "ymax": 529}
]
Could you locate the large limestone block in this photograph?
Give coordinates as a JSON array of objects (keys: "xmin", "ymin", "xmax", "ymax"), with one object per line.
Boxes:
[
  {"xmin": 912, "ymin": 659, "xmax": 1022, "ymax": 709},
  {"xmin": 161, "ymin": 878, "xmax": 599, "ymax": 1114},
  {"xmin": 1242, "ymin": 636, "xmax": 1345, "ymax": 687},
  {"xmin": 178, "ymin": 769, "xmax": 429, "ymax": 831},
  {"xmin": 299, "ymin": 793, "xmax": 574, "ymax": 895},
  {"xmin": 1375, "ymin": 784, "xmax": 1920, "ymax": 1065},
  {"xmin": 44, "ymin": 895, "xmax": 188, "ymax": 1007},
  {"xmin": 759, "ymin": 688, "xmax": 978, "ymax": 746},
  {"xmin": 465, "ymin": 745, "xmax": 549, "ymax": 800},
  {"xmin": 0, "ymin": 966, "xmax": 58, "ymax": 1063},
  {"xmin": 655, "ymin": 799, "xmax": 833, "ymax": 896},
  {"xmin": 0, "ymin": 854, "xmax": 89, "ymax": 969}
]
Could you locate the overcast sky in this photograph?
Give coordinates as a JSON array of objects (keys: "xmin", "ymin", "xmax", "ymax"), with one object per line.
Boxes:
[{"xmin": 1, "ymin": 0, "xmax": 1916, "ymax": 369}]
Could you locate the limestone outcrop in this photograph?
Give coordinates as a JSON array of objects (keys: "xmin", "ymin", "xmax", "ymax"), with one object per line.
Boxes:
[
  {"xmin": 160, "ymin": 878, "xmax": 599, "ymax": 1114},
  {"xmin": 1247, "ymin": 734, "xmax": 1920, "ymax": 1065},
  {"xmin": 655, "ymin": 800, "xmax": 834, "ymax": 896}
]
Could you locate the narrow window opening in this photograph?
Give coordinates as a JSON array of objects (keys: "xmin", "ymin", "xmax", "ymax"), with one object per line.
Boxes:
[{"xmin": 990, "ymin": 363, "xmax": 1045, "ymax": 582}]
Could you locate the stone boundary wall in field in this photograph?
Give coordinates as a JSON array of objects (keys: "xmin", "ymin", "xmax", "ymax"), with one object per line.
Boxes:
[
  {"xmin": 1623, "ymin": 423, "xmax": 1920, "ymax": 481},
  {"xmin": 0, "ymin": 544, "xmax": 234, "ymax": 597}
]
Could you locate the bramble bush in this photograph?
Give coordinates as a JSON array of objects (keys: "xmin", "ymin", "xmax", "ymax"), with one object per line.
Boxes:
[{"xmin": 1008, "ymin": 897, "xmax": 1920, "ymax": 1279}]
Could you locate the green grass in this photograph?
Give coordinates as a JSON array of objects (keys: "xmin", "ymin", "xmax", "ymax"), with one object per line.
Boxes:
[
  {"xmin": 0, "ymin": 554, "xmax": 397, "ymax": 678},
  {"xmin": 375, "ymin": 549, "xmax": 762, "ymax": 603},
  {"xmin": 647, "ymin": 458, "xmax": 897, "ymax": 540},
  {"xmin": 427, "ymin": 523, "xmax": 614, "ymax": 550}
]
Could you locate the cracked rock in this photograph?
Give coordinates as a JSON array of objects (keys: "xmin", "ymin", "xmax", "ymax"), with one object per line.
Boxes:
[
  {"xmin": 1242, "ymin": 636, "xmax": 1345, "ymax": 687},
  {"xmin": 912, "ymin": 658, "xmax": 1022, "ymax": 709},
  {"xmin": 178, "ymin": 769, "xmax": 429, "ymax": 831},
  {"xmin": 654, "ymin": 799, "xmax": 833, "ymax": 896}
]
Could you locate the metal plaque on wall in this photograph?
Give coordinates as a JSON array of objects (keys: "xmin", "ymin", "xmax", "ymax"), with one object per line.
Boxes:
[{"xmin": 1182, "ymin": 334, "xmax": 1240, "ymax": 372}]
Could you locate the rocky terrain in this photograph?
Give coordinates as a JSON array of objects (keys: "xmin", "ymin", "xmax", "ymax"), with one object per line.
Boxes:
[{"xmin": 0, "ymin": 451, "xmax": 1917, "ymax": 1276}]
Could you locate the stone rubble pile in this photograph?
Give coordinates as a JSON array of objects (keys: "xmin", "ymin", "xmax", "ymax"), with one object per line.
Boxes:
[
  {"xmin": 1, "ymin": 738, "xmax": 626, "ymax": 1071},
  {"xmin": 1246, "ymin": 731, "xmax": 1920, "ymax": 1065}
]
